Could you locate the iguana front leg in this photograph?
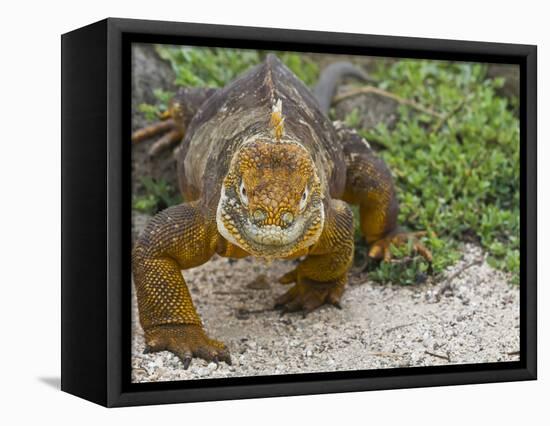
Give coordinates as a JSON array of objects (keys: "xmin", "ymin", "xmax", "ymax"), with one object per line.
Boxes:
[
  {"xmin": 275, "ymin": 199, "xmax": 355, "ymax": 314},
  {"xmin": 132, "ymin": 202, "xmax": 231, "ymax": 369}
]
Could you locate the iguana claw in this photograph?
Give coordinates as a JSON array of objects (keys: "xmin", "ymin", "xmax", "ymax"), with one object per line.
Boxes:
[
  {"xmin": 182, "ymin": 356, "xmax": 192, "ymax": 370},
  {"xmin": 275, "ymin": 275, "xmax": 346, "ymax": 315},
  {"xmin": 369, "ymin": 231, "xmax": 432, "ymax": 263},
  {"xmin": 144, "ymin": 324, "xmax": 231, "ymax": 370}
]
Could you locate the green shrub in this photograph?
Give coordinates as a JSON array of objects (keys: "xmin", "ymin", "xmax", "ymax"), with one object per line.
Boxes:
[
  {"xmin": 138, "ymin": 89, "xmax": 174, "ymax": 121},
  {"xmin": 133, "ymin": 177, "xmax": 182, "ymax": 215},
  {"xmin": 156, "ymin": 46, "xmax": 319, "ymax": 88},
  {"xmin": 352, "ymin": 60, "xmax": 519, "ymax": 284}
]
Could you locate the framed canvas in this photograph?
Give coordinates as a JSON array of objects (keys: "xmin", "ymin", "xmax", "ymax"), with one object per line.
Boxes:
[{"xmin": 61, "ymin": 18, "xmax": 537, "ymax": 407}]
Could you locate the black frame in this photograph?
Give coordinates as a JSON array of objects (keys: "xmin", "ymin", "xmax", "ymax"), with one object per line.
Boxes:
[{"xmin": 61, "ymin": 17, "xmax": 537, "ymax": 407}]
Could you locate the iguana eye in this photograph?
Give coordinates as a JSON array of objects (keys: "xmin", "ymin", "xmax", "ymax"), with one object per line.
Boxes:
[
  {"xmin": 299, "ymin": 187, "xmax": 309, "ymax": 211},
  {"xmin": 239, "ymin": 181, "xmax": 249, "ymax": 206}
]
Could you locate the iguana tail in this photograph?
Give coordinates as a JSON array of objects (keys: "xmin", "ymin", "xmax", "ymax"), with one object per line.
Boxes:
[{"xmin": 313, "ymin": 62, "xmax": 375, "ymax": 115}]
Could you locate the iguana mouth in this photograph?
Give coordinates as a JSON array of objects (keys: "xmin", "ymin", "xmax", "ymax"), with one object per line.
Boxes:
[
  {"xmin": 241, "ymin": 213, "xmax": 323, "ymax": 254},
  {"xmin": 243, "ymin": 222, "xmax": 304, "ymax": 246}
]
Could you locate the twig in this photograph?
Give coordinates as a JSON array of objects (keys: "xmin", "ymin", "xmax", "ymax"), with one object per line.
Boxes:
[
  {"xmin": 425, "ymin": 350, "xmax": 451, "ymax": 362},
  {"xmin": 506, "ymin": 351, "xmax": 520, "ymax": 356},
  {"xmin": 365, "ymin": 351, "xmax": 405, "ymax": 358},
  {"xmin": 235, "ymin": 307, "xmax": 271, "ymax": 320},
  {"xmin": 333, "ymin": 86, "xmax": 443, "ymax": 119},
  {"xmin": 435, "ymin": 256, "xmax": 485, "ymax": 302},
  {"xmin": 244, "ymin": 308, "xmax": 271, "ymax": 314},
  {"xmin": 213, "ymin": 290, "xmax": 250, "ymax": 296},
  {"xmin": 430, "ymin": 97, "xmax": 468, "ymax": 134},
  {"xmin": 385, "ymin": 322, "xmax": 416, "ymax": 333}
]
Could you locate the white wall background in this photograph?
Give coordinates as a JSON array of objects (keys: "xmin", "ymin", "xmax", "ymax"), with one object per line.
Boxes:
[{"xmin": 0, "ymin": 0, "xmax": 545, "ymax": 423}]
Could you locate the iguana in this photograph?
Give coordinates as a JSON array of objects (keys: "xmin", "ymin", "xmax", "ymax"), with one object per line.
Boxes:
[{"xmin": 132, "ymin": 54, "xmax": 431, "ymax": 369}]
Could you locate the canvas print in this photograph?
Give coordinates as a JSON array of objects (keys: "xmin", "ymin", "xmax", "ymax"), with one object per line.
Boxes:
[{"xmin": 130, "ymin": 43, "xmax": 520, "ymax": 383}]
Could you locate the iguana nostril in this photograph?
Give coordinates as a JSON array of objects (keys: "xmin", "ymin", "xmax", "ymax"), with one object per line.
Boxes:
[
  {"xmin": 253, "ymin": 209, "xmax": 267, "ymax": 222},
  {"xmin": 281, "ymin": 212, "xmax": 294, "ymax": 225}
]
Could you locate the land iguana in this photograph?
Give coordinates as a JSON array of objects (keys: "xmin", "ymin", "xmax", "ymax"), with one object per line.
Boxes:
[{"xmin": 132, "ymin": 54, "xmax": 432, "ymax": 369}]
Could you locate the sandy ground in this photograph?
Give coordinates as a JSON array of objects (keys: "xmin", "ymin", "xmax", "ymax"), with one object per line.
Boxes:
[{"xmin": 131, "ymin": 214, "xmax": 519, "ymax": 382}]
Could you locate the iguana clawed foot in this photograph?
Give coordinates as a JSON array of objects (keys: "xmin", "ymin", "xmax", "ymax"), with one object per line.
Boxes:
[
  {"xmin": 275, "ymin": 272, "xmax": 346, "ymax": 316},
  {"xmin": 368, "ymin": 230, "xmax": 432, "ymax": 263},
  {"xmin": 131, "ymin": 101, "xmax": 185, "ymax": 157},
  {"xmin": 144, "ymin": 324, "xmax": 231, "ymax": 370}
]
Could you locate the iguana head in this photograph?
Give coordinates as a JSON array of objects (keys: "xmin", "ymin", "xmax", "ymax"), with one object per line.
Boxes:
[{"xmin": 216, "ymin": 136, "xmax": 325, "ymax": 258}]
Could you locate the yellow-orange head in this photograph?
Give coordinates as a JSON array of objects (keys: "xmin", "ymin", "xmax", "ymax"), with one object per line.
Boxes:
[{"xmin": 217, "ymin": 137, "xmax": 324, "ymax": 258}]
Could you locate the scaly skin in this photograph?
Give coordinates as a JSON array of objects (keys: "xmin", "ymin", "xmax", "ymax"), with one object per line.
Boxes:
[
  {"xmin": 132, "ymin": 54, "xmax": 431, "ymax": 369},
  {"xmin": 335, "ymin": 122, "xmax": 432, "ymax": 262}
]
